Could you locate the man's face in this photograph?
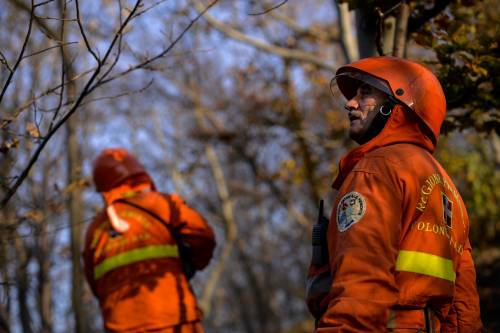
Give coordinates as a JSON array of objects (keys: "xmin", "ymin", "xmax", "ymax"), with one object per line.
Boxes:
[{"xmin": 345, "ymin": 83, "xmax": 388, "ymax": 144}]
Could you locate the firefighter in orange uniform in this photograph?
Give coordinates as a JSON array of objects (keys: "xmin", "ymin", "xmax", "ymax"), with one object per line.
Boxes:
[
  {"xmin": 306, "ymin": 57, "xmax": 482, "ymax": 332},
  {"xmin": 83, "ymin": 148, "xmax": 216, "ymax": 333}
]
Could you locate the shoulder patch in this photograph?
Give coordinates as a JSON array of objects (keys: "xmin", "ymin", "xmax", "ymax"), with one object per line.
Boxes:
[
  {"xmin": 336, "ymin": 191, "xmax": 366, "ymax": 232},
  {"xmin": 441, "ymin": 192, "xmax": 453, "ymax": 228}
]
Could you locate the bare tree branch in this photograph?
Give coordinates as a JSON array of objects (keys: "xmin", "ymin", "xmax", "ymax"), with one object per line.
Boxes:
[
  {"xmin": 0, "ymin": 0, "xmax": 35, "ymax": 105},
  {"xmin": 97, "ymin": 0, "xmax": 219, "ymax": 86},
  {"xmin": 374, "ymin": 7, "xmax": 385, "ymax": 56},
  {"xmin": 75, "ymin": 0, "xmax": 100, "ymax": 62},
  {"xmin": 191, "ymin": 0, "xmax": 335, "ymax": 71},
  {"xmin": 199, "ymin": 129, "xmax": 238, "ymax": 316},
  {"xmin": 32, "ymin": 15, "xmax": 77, "ymax": 21},
  {"xmin": 1, "ymin": 0, "xmax": 144, "ymax": 208},
  {"xmin": 268, "ymin": 10, "xmax": 338, "ymax": 43},
  {"xmin": 334, "ymin": 1, "xmax": 359, "ymax": 63},
  {"xmin": 35, "ymin": 0, "xmax": 55, "ymax": 7},
  {"xmin": 1, "ymin": 0, "xmax": 219, "ymax": 208},
  {"xmin": 0, "ymin": 51, "xmax": 13, "ymax": 72},
  {"xmin": 46, "ymin": 79, "xmax": 155, "ymax": 110},
  {"xmin": 4, "ymin": 68, "xmax": 94, "ymax": 127},
  {"xmin": 151, "ymin": 111, "xmax": 187, "ymax": 196},
  {"xmin": 132, "ymin": 0, "xmax": 170, "ymax": 19},
  {"xmin": 21, "ymin": 41, "xmax": 78, "ymax": 60},
  {"xmin": 9, "ymin": 0, "xmax": 59, "ymax": 40},
  {"xmin": 393, "ymin": 1, "xmax": 410, "ymax": 57},
  {"xmin": 247, "ymin": 0, "xmax": 288, "ymax": 16},
  {"xmin": 50, "ymin": 0, "xmax": 69, "ymax": 133}
]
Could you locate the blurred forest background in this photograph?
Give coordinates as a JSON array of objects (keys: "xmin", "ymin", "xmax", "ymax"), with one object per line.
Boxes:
[{"xmin": 0, "ymin": 0, "xmax": 498, "ymax": 332}]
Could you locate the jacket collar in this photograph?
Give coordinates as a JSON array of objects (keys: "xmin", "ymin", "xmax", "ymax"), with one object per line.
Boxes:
[
  {"xmin": 332, "ymin": 105, "xmax": 436, "ymax": 190},
  {"xmin": 101, "ymin": 182, "xmax": 153, "ymax": 207}
]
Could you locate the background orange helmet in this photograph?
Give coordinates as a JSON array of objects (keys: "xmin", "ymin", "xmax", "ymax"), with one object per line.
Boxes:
[
  {"xmin": 92, "ymin": 148, "xmax": 150, "ymax": 192},
  {"xmin": 335, "ymin": 56, "xmax": 446, "ymax": 143}
]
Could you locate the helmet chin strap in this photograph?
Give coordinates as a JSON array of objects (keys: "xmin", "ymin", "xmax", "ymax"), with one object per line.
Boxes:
[{"xmin": 360, "ymin": 100, "xmax": 396, "ymax": 143}]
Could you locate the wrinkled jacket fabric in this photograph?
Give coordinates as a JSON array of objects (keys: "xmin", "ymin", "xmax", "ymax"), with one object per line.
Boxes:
[
  {"xmin": 307, "ymin": 105, "xmax": 482, "ymax": 332},
  {"xmin": 83, "ymin": 183, "xmax": 215, "ymax": 333}
]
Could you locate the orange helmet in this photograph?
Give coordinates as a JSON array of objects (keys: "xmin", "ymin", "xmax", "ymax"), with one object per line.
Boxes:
[
  {"xmin": 335, "ymin": 56, "xmax": 446, "ymax": 142},
  {"xmin": 92, "ymin": 148, "xmax": 149, "ymax": 192}
]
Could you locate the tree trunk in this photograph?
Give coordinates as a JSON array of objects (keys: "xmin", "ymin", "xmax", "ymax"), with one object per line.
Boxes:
[
  {"xmin": 14, "ymin": 237, "xmax": 32, "ymax": 333},
  {"xmin": 355, "ymin": 7, "xmax": 396, "ymax": 58},
  {"xmin": 59, "ymin": 1, "xmax": 86, "ymax": 331},
  {"xmin": 0, "ymin": 213, "xmax": 12, "ymax": 333},
  {"xmin": 334, "ymin": 2, "xmax": 359, "ymax": 62},
  {"xmin": 36, "ymin": 172, "xmax": 53, "ymax": 333},
  {"xmin": 0, "ymin": 131, "xmax": 13, "ymax": 333},
  {"xmin": 67, "ymin": 113, "xmax": 85, "ymax": 333},
  {"xmin": 284, "ymin": 60, "xmax": 320, "ymax": 205},
  {"xmin": 393, "ymin": 1, "xmax": 410, "ymax": 57}
]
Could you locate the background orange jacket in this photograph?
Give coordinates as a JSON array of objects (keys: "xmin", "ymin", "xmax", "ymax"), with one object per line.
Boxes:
[
  {"xmin": 307, "ymin": 106, "xmax": 482, "ymax": 332},
  {"xmin": 83, "ymin": 188, "xmax": 215, "ymax": 333}
]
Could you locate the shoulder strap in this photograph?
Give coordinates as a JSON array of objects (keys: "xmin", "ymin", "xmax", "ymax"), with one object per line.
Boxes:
[
  {"xmin": 116, "ymin": 198, "xmax": 196, "ymax": 279},
  {"xmin": 114, "ymin": 198, "xmax": 177, "ymax": 237}
]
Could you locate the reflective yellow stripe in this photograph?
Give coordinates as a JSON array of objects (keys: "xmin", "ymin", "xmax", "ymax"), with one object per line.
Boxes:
[
  {"xmin": 94, "ymin": 244, "xmax": 179, "ymax": 279},
  {"xmin": 396, "ymin": 250, "xmax": 456, "ymax": 282},
  {"xmin": 121, "ymin": 191, "xmax": 137, "ymax": 198}
]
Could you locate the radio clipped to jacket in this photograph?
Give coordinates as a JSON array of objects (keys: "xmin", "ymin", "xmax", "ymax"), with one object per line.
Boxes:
[{"xmin": 312, "ymin": 199, "xmax": 330, "ymax": 265}]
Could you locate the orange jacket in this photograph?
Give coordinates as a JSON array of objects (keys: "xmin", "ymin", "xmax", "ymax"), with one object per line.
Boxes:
[
  {"xmin": 307, "ymin": 105, "xmax": 482, "ymax": 332},
  {"xmin": 83, "ymin": 185, "xmax": 215, "ymax": 333}
]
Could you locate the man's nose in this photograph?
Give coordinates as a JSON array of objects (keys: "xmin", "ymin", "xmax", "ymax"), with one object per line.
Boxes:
[{"xmin": 344, "ymin": 98, "xmax": 358, "ymax": 111}]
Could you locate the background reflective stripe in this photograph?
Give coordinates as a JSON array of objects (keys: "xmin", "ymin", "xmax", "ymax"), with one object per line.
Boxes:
[
  {"xmin": 94, "ymin": 244, "xmax": 179, "ymax": 279},
  {"xmin": 396, "ymin": 250, "xmax": 456, "ymax": 282}
]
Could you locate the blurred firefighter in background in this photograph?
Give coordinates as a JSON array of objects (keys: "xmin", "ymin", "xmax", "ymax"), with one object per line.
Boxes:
[
  {"xmin": 83, "ymin": 148, "xmax": 216, "ymax": 333},
  {"xmin": 307, "ymin": 57, "xmax": 482, "ymax": 332}
]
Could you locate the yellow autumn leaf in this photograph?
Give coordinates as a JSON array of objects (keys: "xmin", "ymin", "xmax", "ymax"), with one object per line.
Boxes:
[
  {"xmin": 26, "ymin": 122, "xmax": 40, "ymax": 138},
  {"xmin": 25, "ymin": 210, "xmax": 43, "ymax": 223}
]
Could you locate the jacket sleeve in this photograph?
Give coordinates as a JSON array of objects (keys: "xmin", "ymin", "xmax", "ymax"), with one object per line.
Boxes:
[
  {"xmin": 164, "ymin": 194, "xmax": 216, "ymax": 270},
  {"xmin": 306, "ymin": 263, "xmax": 332, "ymax": 319},
  {"xmin": 317, "ymin": 169, "xmax": 401, "ymax": 332},
  {"xmin": 442, "ymin": 240, "xmax": 483, "ymax": 332}
]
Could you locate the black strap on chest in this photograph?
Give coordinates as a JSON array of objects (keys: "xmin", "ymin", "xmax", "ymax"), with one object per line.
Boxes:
[
  {"xmin": 115, "ymin": 198, "xmax": 175, "ymax": 234},
  {"xmin": 114, "ymin": 198, "xmax": 196, "ymax": 279}
]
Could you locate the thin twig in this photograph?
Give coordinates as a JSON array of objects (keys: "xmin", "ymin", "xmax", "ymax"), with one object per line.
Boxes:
[
  {"xmin": 33, "ymin": 16, "xmax": 77, "ymax": 21},
  {"xmin": 95, "ymin": 0, "xmax": 125, "ymax": 85},
  {"xmin": 382, "ymin": 1, "xmax": 404, "ymax": 17},
  {"xmin": 98, "ymin": 0, "xmax": 219, "ymax": 86},
  {"xmin": 0, "ymin": 216, "xmax": 94, "ymax": 243},
  {"xmin": 247, "ymin": 0, "xmax": 288, "ymax": 16},
  {"xmin": 132, "ymin": 0, "xmax": 170, "ymax": 19},
  {"xmin": 0, "ymin": 0, "xmax": 35, "ymax": 105},
  {"xmin": 0, "ymin": 51, "xmax": 13, "ymax": 72},
  {"xmin": 33, "ymin": 102, "xmax": 43, "ymax": 141},
  {"xmin": 43, "ymin": 79, "xmax": 154, "ymax": 112},
  {"xmin": 34, "ymin": 0, "xmax": 55, "ymax": 8},
  {"xmin": 374, "ymin": 7, "xmax": 385, "ymax": 56},
  {"xmin": 75, "ymin": 0, "xmax": 100, "ymax": 62},
  {"xmin": 21, "ymin": 41, "xmax": 78, "ymax": 60},
  {"xmin": 191, "ymin": 0, "xmax": 334, "ymax": 71},
  {"xmin": 10, "ymin": 0, "xmax": 59, "ymax": 41},
  {"xmin": 78, "ymin": 79, "xmax": 154, "ymax": 105},
  {"xmin": 50, "ymin": 0, "xmax": 68, "ymax": 131},
  {"xmin": 12, "ymin": 68, "xmax": 95, "ymax": 121}
]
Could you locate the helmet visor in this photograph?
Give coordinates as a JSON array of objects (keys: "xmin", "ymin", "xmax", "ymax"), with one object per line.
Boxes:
[{"xmin": 332, "ymin": 71, "xmax": 393, "ymax": 100}]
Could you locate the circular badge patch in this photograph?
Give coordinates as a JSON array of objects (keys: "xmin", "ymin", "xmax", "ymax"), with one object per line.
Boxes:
[{"xmin": 336, "ymin": 191, "xmax": 366, "ymax": 232}]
